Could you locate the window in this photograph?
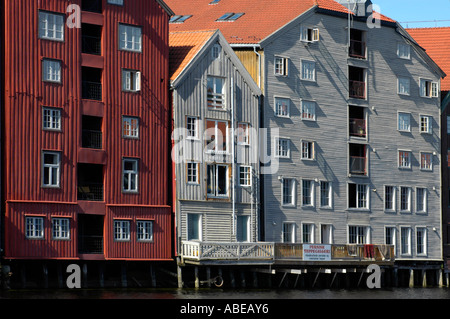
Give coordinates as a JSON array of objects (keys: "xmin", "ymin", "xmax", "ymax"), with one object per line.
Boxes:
[
  {"xmin": 216, "ymin": 12, "xmax": 244, "ymax": 21},
  {"xmin": 207, "ymin": 164, "xmax": 228, "ymax": 197},
  {"xmin": 42, "ymin": 151, "xmax": 60, "ymax": 187},
  {"xmin": 348, "ymin": 183, "xmax": 368, "ymax": 209},
  {"xmin": 186, "ymin": 162, "xmax": 199, "ymax": 184},
  {"xmin": 119, "ymin": 24, "xmax": 142, "ymax": 52},
  {"xmin": 212, "ymin": 44, "xmax": 221, "ymax": 59},
  {"xmin": 301, "ymin": 141, "xmax": 315, "ymax": 160},
  {"xmin": 274, "ymin": 97, "xmax": 290, "ymax": 117},
  {"xmin": 321, "ymin": 224, "xmax": 333, "ymax": 244},
  {"xmin": 301, "ymin": 100, "xmax": 316, "ymax": 121},
  {"xmin": 348, "ymin": 225, "xmax": 368, "ymax": 244},
  {"xmin": 420, "ymin": 78, "xmax": 439, "ymax": 98},
  {"xmin": 302, "ymin": 180, "xmax": 314, "ymax": 207},
  {"xmin": 300, "ymin": 26, "xmax": 319, "ymax": 42},
  {"xmin": 301, "ymin": 60, "xmax": 316, "ymax": 81},
  {"xmin": 114, "ymin": 220, "xmax": 130, "ymax": 241},
  {"xmin": 239, "ymin": 166, "xmax": 251, "ymax": 187},
  {"xmin": 420, "ymin": 115, "xmax": 432, "ymax": 134},
  {"xmin": 320, "ymin": 181, "xmax": 332, "ymax": 208},
  {"xmin": 384, "ymin": 186, "xmax": 396, "ymax": 211},
  {"xmin": 26, "ymin": 217, "xmax": 44, "ymax": 239},
  {"xmin": 236, "ymin": 216, "xmax": 250, "ymax": 242},
  {"xmin": 416, "ymin": 227, "xmax": 427, "ymax": 256},
  {"xmin": 122, "ymin": 116, "xmax": 139, "ymax": 138},
  {"xmin": 122, "ymin": 158, "xmax": 138, "ymax": 192},
  {"xmin": 397, "ymin": 43, "xmax": 410, "ymax": 59},
  {"xmin": 302, "ymin": 223, "xmax": 314, "ymax": 243},
  {"xmin": 122, "ymin": 69, "xmax": 141, "ymax": 92},
  {"xmin": 282, "ymin": 178, "xmax": 295, "ymax": 206},
  {"xmin": 187, "ymin": 213, "xmax": 202, "ymax": 241},
  {"xmin": 137, "ymin": 220, "xmax": 153, "ymax": 241},
  {"xmin": 186, "ymin": 116, "xmax": 198, "ymax": 139},
  {"xmin": 398, "ymin": 112, "xmax": 411, "ymax": 132},
  {"xmin": 398, "ymin": 77, "xmax": 410, "ymax": 95},
  {"xmin": 420, "ymin": 152, "xmax": 432, "ymax": 171},
  {"xmin": 398, "ymin": 150, "xmax": 411, "ymax": 169},
  {"xmin": 42, "ymin": 59, "xmax": 61, "ymax": 83},
  {"xmin": 416, "ymin": 188, "xmax": 427, "ymax": 213},
  {"xmin": 276, "ymin": 138, "xmax": 290, "ymax": 158},
  {"xmin": 274, "ymin": 56, "xmax": 288, "ymax": 76},
  {"xmin": 108, "ymin": 0, "xmax": 123, "ymax": 4},
  {"xmin": 205, "ymin": 120, "xmax": 228, "ymax": 153},
  {"xmin": 385, "ymin": 227, "xmax": 396, "ymax": 255},
  {"xmin": 42, "ymin": 107, "xmax": 61, "ymax": 131},
  {"xmin": 400, "ymin": 226, "xmax": 411, "ymax": 255},
  {"xmin": 39, "ymin": 11, "xmax": 64, "ymax": 41},
  {"xmin": 52, "ymin": 218, "xmax": 70, "ymax": 240},
  {"xmin": 169, "ymin": 15, "xmax": 192, "ymax": 23},
  {"xmin": 282, "ymin": 222, "xmax": 295, "ymax": 243},
  {"xmin": 400, "ymin": 187, "xmax": 411, "ymax": 212},
  {"xmin": 207, "ymin": 76, "xmax": 225, "ymax": 108},
  {"xmin": 237, "ymin": 123, "xmax": 249, "ymax": 145}
]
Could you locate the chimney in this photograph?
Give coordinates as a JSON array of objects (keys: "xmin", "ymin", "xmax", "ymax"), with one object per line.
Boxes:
[{"xmin": 334, "ymin": 0, "xmax": 373, "ymax": 17}]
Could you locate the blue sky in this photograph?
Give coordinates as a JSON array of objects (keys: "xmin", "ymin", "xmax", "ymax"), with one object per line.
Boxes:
[{"xmin": 372, "ymin": 0, "xmax": 450, "ymax": 28}]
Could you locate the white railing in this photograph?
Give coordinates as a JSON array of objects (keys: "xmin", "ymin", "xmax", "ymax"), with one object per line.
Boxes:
[{"xmin": 182, "ymin": 241, "xmax": 275, "ymax": 261}]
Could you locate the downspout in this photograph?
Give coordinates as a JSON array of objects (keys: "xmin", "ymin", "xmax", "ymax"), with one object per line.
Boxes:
[
  {"xmin": 253, "ymin": 46, "xmax": 261, "ymax": 242},
  {"xmin": 253, "ymin": 46, "xmax": 261, "ymax": 89},
  {"xmin": 231, "ymin": 76, "xmax": 236, "ymax": 238}
]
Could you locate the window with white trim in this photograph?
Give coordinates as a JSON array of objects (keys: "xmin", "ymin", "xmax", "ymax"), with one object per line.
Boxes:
[
  {"xmin": 416, "ymin": 227, "xmax": 427, "ymax": 256},
  {"xmin": 301, "ymin": 60, "xmax": 316, "ymax": 81},
  {"xmin": 26, "ymin": 216, "xmax": 44, "ymax": 239},
  {"xmin": 42, "ymin": 59, "xmax": 61, "ymax": 83},
  {"xmin": 42, "ymin": 151, "xmax": 60, "ymax": 187},
  {"xmin": 400, "ymin": 187, "xmax": 411, "ymax": 212},
  {"xmin": 42, "ymin": 107, "xmax": 61, "ymax": 131},
  {"xmin": 400, "ymin": 226, "xmax": 411, "ymax": 255},
  {"xmin": 397, "ymin": 43, "xmax": 410, "ymax": 59},
  {"xmin": 320, "ymin": 181, "xmax": 331, "ymax": 208},
  {"xmin": 420, "ymin": 152, "xmax": 432, "ymax": 171},
  {"xmin": 301, "ymin": 141, "xmax": 315, "ymax": 160},
  {"xmin": 39, "ymin": 11, "xmax": 64, "ymax": 41},
  {"xmin": 302, "ymin": 223, "xmax": 314, "ymax": 243},
  {"xmin": 301, "ymin": 100, "xmax": 316, "ymax": 121},
  {"xmin": 52, "ymin": 217, "xmax": 70, "ymax": 240},
  {"xmin": 300, "ymin": 26, "xmax": 319, "ymax": 42},
  {"xmin": 348, "ymin": 183, "xmax": 368, "ymax": 209},
  {"xmin": 420, "ymin": 78, "xmax": 439, "ymax": 98},
  {"xmin": 186, "ymin": 116, "xmax": 198, "ymax": 139},
  {"xmin": 207, "ymin": 76, "xmax": 225, "ymax": 108},
  {"xmin": 274, "ymin": 56, "xmax": 289, "ymax": 76},
  {"xmin": 114, "ymin": 220, "xmax": 130, "ymax": 241},
  {"xmin": 348, "ymin": 225, "xmax": 368, "ymax": 244},
  {"xmin": 385, "ymin": 226, "xmax": 396, "ymax": 255},
  {"xmin": 207, "ymin": 164, "xmax": 228, "ymax": 197},
  {"xmin": 122, "ymin": 116, "xmax": 139, "ymax": 138},
  {"xmin": 282, "ymin": 178, "xmax": 295, "ymax": 206},
  {"xmin": 237, "ymin": 123, "xmax": 249, "ymax": 145},
  {"xmin": 122, "ymin": 158, "xmax": 138, "ymax": 192},
  {"xmin": 420, "ymin": 115, "xmax": 432, "ymax": 134},
  {"xmin": 187, "ymin": 213, "xmax": 202, "ymax": 241},
  {"xmin": 205, "ymin": 119, "xmax": 228, "ymax": 153},
  {"xmin": 282, "ymin": 222, "xmax": 295, "ymax": 243},
  {"xmin": 108, "ymin": 0, "xmax": 124, "ymax": 4},
  {"xmin": 186, "ymin": 162, "xmax": 199, "ymax": 184},
  {"xmin": 398, "ymin": 112, "xmax": 411, "ymax": 132},
  {"xmin": 302, "ymin": 179, "xmax": 314, "ymax": 207},
  {"xmin": 119, "ymin": 24, "xmax": 142, "ymax": 52},
  {"xmin": 236, "ymin": 215, "xmax": 250, "ymax": 242},
  {"xmin": 239, "ymin": 165, "xmax": 251, "ymax": 187},
  {"xmin": 398, "ymin": 77, "xmax": 410, "ymax": 95},
  {"xmin": 384, "ymin": 186, "xmax": 396, "ymax": 212},
  {"xmin": 274, "ymin": 97, "xmax": 290, "ymax": 117},
  {"xmin": 416, "ymin": 188, "xmax": 427, "ymax": 213},
  {"xmin": 122, "ymin": 69, "xmax": 141, "ymax": 92},
  {"xmin": 137, "ymin": 220, "xmax": 153, "ymax": 241},
  {"xmin": 276, "ymin": 138, "xmax": 290, "ymax": 158},
  {"xmin": 398, "ymin": 150, "xmax": 411, "ymax": 169}
]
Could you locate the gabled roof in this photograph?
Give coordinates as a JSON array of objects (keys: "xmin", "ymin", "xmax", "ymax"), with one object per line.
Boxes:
[
  {"xmin": 406, "ymin": 27, "xmax": 450, "ymax": 91},
  {"xmin": 164, "ymin": 0, "xmax": 395, "ymax": 45}
]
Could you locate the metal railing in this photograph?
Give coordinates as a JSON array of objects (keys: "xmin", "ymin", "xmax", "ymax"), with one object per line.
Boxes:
[
  {"xmin": 349, "ymin": 39, "xmax": 366, "ymax": 59},
  {"xmin": 82, "ymin": 35, "xmax": 101, "ymax": 55},
  {"xmin": 77, "ymin": 183, "xmax": 104, "ymax": 201},
  {"xmin": 349, "ymin": 118, "xmax": 366, "ymax": 138},
  {"xmin": 350, "ymin": 156, "xmax": 367, "ymax": 175},
  {"xmin": 79, "ymin": 235, "xmax": 103, "ymax": 254},
  {"xmin": 349, "ymin": 80, "xmax": 366, "ymax": 99},
  {"xmin": 82, "ymin": 81, "xmax": 102, "ymax": 101},
  {"xmin": 82, "ymin": 129, "xmax": 102, "ymax": 149}
]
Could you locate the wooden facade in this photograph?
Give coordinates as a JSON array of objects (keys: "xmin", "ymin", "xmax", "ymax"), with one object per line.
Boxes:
[{"xmin": 2, "ymin": 0, "xmax": 173, "ymax": 261}]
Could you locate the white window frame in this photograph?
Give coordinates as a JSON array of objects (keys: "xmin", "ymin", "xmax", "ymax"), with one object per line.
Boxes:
[
  {"xmin": 282, "ymin": 222, "xmax": 296, "ymax": 243},
  {"xmin": 42, "ymin": 107, "xmax": 62, "ymax": 131},
  {"xmin": 397, "ymin": 77, "xmax": 410, "ymax": 95},
  {"xmin": 205, "ymin": 119, "xmax": 228, "ymax": 154},
  {"xmin": 207, "ymin": 76, "xmax": 225, "ymax": 109},
  {"xmin": 416, "ymin": 226, "xmax": 427, "ymax": 256},
  {"xmin": 39, "ymin": 11, "xmax": 64, "ymax": 41},
  {"xmin": 348, "ymin": 225, "xmax": 369, "ymax": 245},
  {"xmin": 42, "ymin": 59, "xmax": 62, "ymax": 83},
  {"xmin": 419, "ymin": 78, "xmax": 439, "ymax": 98},
  {"xmin": 122, "ymin": 116, "xmax": 139, "ymax": 138},
  {"xmin": 282, "ymin": 178, "xmax": 296, "ymax": 207},
  {"xmin": 122, "ymin": 69, "xmax": 141, "ymax": 92},
  {"xmin": 137, "ymin": 220, "xmax": 153, "ymax": 242},
  {"xmin": 26, "ymin": 216, "xmax": 45, "ymax": 239},
  {"xmin": 320, "ymin": 224, "xmax": 333, "ymax": 244},
  {"xmin": 119, "ymin": 23, "xmax": 142, "ymax": 52},
  {"xmin": 420, "ymin": 152, "xmax": 433, "ymax": 171},
  {"xmin": 212, "ymin": 44, "xmax": 221, "ymax": 59},
  {"xmin": 302, "ymin": 179, "xmax": 314, "ymax": 207},
  {"xmin": 274, "ymin": 56, "xmax": 289, "ymax": 76},
  {"xmin": 398, "ymin": 150, "xmax": 411, "ymax": 169},
  {"xmin": 237, "ymin": 122, "xmax": 249, "ymax": 145},
  {"xmin": 419, "ymin": 115, "xmax": 432, "ymax": 134},
  {"xmin": 276, "ymin": 138, "xmax": 290, "ymax": 158},
  {"xmin": 384, "ymin": 185, "xmax": 396, "ymax": 212},
  {"xmin": 114, "ymin": 220, "xmax": 131, "ymax": 241},
  {"xmin": 319, "ymin": 181, "xmax": 332, "ymax": 209},
  {"xmin": 206, "ymin": 164, "xmax": 229, "ymax": 198},
  {"xmin": 301, "ymin": 100, "xmax": 316, "ymax": 121},
  {"xmin": 348, "ymin": 183, "xmax": 369, "ymax": 210},
  {"xmin": 300, "ymin": 25, "xmax": 319, "ymax": 43},
  {"xmin": 301, "ymin": 60, "xmax": 316, "ymax": 81},
  {"xmin": 42, "ymin": 151, "xmax": 61, "ymax": 188},
  {"xmin": 301, "ymin": 140, "xmax": 315, "ymax": 160},
  {"xmin": 108, "ymin": 0, "xmax": 124, "ymax": 5},
  {"xmin": 236, "ymin": 215, "xmax": 250, "ymax": 242},
  {"xmin": 239, "ymin": 165, "xmax": 252, "ymax": 187},
  {"xmin": 385, "ymin": 226, "xmax": 397, "ymax": 256},
  {"xmin": 52, "ymin": 217, "xmax": 70, "ymax": 240},
  {"xmin": 122, "ymin": 158, "xmax": 139, "ymax": 193},
  {"xmin": 400, "ymin": 226, "xmax": 412, "ymax": 256},
  {"xmin": 397, "ymin": 43, "xmax": 411, "ymax": 60},
  {"xmin": 397, "ymin": 112, "xmax": 411, "ymax": 132},
  {"xmin": 186, "ymin": 116, "xmax": 199, "ymax": 139},
  {"xmin": 302, "ymin": 223, "xmax": 315, "ymax": 243},
  {"xmin": 399, "ymin": 186, "xmax": 411, "ymax": 213},
  {"xmin": 274, "ymin": 96, "xmax": 290, "ymax": 118},
  {"xmin": 187, "ymin": 213, "xmax": 202, "ymax": 241},
  {"xmin": 186, "ymin": 161, "xmax": 199, "ymax": 185},
  {"xmin": 416, "ymin": 187, "xmax": 427, "ymax": 214}
]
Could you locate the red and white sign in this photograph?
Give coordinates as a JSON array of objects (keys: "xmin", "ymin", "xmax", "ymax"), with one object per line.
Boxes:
[{"xmin": 303, "ymin": 244, "xmax": 331, "ymax": 261}]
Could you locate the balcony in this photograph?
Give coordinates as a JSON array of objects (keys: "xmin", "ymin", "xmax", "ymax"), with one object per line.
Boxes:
[
  {"xmin": 349, "ymin": 119, "xmax": 366, "ymax": 138},
  {"xmin": 82, "ymin": 24, "xmax": 102, "ymax": 55},
  {"xmin": 78, "ymin": 183, "xmax": 103, "ymax": 201},
  {"xmin": 78, "ymin": 214, "xmax": 104, "ymax": 256},
  {"xmin": 79, "ymin": 235, "xmax": 103, "ymax": 254},
  {"xmin": 349, "ymin": 80, "xmax": 366, "ymax": 99},
  {"xmin": 82, "ymin": 67, "xmax": 102, "ymax": 101},
  {"xmin": 349, "ymin": 40, "xmax": 366, "ymax": 59},
  {"xmin": 350, "ymin": 156, "xmax": 367, "ymax": 175},
  {"xmin": 82, "ymin": 0, "xmax": 102, "ymax": 13},
  {"xmin": 77, "ymin": 163, "xmax": 104, "ymax": 201}
]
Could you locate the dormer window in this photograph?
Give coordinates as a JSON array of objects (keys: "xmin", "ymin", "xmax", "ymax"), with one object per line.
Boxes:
[
  {"xmin": 169, "ymin": 15, "xmax": 192, "ymax": 23},
  {"xmin": 209, "ymin": 0, "xmax": 220, "ymax": 4},
  {"xmin": 216, "ymin": 12, "xmax": 244, "ymax": 22}
]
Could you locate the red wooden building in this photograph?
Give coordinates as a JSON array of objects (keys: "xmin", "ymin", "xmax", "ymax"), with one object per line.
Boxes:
[{"xmin": 2, "ymin": 0, "xmax": 174, "ymax": 262}]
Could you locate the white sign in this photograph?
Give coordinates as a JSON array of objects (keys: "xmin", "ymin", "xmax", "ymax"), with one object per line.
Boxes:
[{"xmin": 303, "ymin": 244, "xmax": 331, "ymax": 261}]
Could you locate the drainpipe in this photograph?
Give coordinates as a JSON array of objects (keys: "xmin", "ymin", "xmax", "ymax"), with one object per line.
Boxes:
[
  {"xmin": 231, "ymin": 76, "xmax": 236, "ymax": 238},
  {"xmin": 253, "ymin": 46, "xmax": 261, "ymax": 89}
]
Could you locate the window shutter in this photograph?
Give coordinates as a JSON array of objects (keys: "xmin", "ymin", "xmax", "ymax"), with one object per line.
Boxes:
[
  {"xmin": 431, "ymin": 82, "xmax": 438, "ymax": 97},
  {"xmin": 135, "ymin": 71, "xmax": 141, "ymax": 91},
  {"xmin": 312, "ymin": 28, "xmax": 320, "ymax": 42}
]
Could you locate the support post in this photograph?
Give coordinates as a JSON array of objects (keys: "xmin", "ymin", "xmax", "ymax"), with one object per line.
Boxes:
[
  {"xmin": 421, "ymin": 269, "xmax": 427, "ymax": 288},
  {"xmin": 177, "ymin": 264, "xmax": 183, "ymax": 288},
  {"xmin": 121, "ymin": 262, "xmax": 127, "ymax": 288},
  {"xmin": 99, "ymin": 263, "xmax": 104, "ymax": 288},
  {"xmin": 409, "ymin": 269, "xmax": 414, "ymax": 288},
  {"xmin": 150, "ymin": 265, "xmax": 157, "ymax": 287},
  {"xmin": 206, "ymin": 267, "xmax": 211, "ymax": 288},
  {"xmin": 82, "ymin": 263, "xmax": 88, "ymax": 288},
  {"xmin": 57, "ymin": 263, "xmax": 63, "ymax": 288},
  {"xmin": 42, "ymin": 263, "xmax": 48, "ymax": 289},
  {"xmin": 194, "ymin": 266, "xmax": 199, "ymax": 289}
]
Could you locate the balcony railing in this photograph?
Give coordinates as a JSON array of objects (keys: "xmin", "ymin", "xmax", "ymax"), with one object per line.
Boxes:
[
  {"xmin": 350, "ymin": 156, "xmax": 367, "ymax": 175},
  {"xmin": 82, "ymin": 129, "xmax": 102, "ymax": 149},
  {"xmin": 182, "ymin": 241, "xmax": 274, "ymax": 261},
  {"xmin": 78, "ymin": 183, "xmax": 104, "ymax": 201},
  {"xmin": 82, "ymin": 81, "xmax": 102, "ymax": 100},
  {"xmin": 79, "ymin": 235, "xmax": 103, "ymax": 254},
  {"xmin": 349, "ymin": 40, "xmax": 366, "ymax": 59},
  {"xmin": 349, "ymin": 80, "xmax": 366, "ymax": 99},
  {"xmin": 349, "ymin": 118, "xmax": 366, "ymax": 138},
  {"xmin": 82, "ymin": 35, "xmax": 101, "ymax": 55}
]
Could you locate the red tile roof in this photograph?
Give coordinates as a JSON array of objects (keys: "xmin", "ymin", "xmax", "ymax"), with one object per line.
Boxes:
[
  {"xmin": 165, "ymin": 0, "xmax": 395, "ymax": 44},
  {"xmin": 406, "ymin": 27, "xmax": 450, "ymax": 91}
]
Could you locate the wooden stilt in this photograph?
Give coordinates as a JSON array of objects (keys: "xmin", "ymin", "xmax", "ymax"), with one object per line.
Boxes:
[
  {"xmin": 177, "ymin": 264, "xmax": 183, "ymax": 288},
  {"xmin": 206, "ymin": 267, "xmax": 211, "ymax": 288},
  {"xmin": 42, "ymin": 263, "xmax": 48, "ymax": 289},
  {"xmin": 121, "ymin": 262, "xmax": 127, "ymax": 288},
  {"xmin": 82, "ymin": 263, "xmax": 88, "ymax": 288},
  {"xmin": 57, "ymin": 263, "xmax": 63, "ymax": 288},
  {"xmin": 409, "ymin": 269, "xmax": 414, "ymax": 288},
  {"xmin": 99, "ymin": 263, "xmax": 104, "ymax": 288},
  {"xmin": 194, "ymin": 266, "xmax": 199, "ymax": 289}
]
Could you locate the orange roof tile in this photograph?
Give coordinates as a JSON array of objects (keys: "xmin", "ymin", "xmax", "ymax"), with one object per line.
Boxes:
[
  {"xmin": 165, "ymin": 0, "xmax": 395, "ymax": 45},
  {"xmin": 169, "ymin": 30, "xmax": 217, "ymax": 81},
  {"xmin": 406, "ymin": 27, "xmax": 450, "ymax": 91}
]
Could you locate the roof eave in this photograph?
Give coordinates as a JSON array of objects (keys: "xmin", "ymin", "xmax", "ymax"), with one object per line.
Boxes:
[{"xmin": 157, "ymin": 0, "xmax": 175, "ymax": 17}]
